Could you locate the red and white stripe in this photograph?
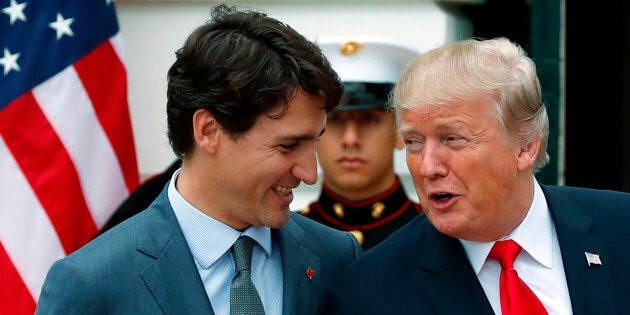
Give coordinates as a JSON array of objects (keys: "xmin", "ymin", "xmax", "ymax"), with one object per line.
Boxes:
[{"xmin": 0, "ymin": 33, "xmax": 138, "ymax": 314}]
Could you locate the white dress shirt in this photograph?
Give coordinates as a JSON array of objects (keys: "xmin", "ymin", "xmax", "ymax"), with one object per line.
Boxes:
[
  {"xmin": 460, "ymin": 180, "xmax": 573, "ymax": 315},
  {"xmin": 168, "ymin": 169, "xmax": 283, "ymax": 315}
]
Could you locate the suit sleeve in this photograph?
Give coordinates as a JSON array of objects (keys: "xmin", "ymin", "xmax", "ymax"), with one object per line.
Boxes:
[{"xmin": 35, "ymin": 258, "xmax": 105, "ymax": 314}]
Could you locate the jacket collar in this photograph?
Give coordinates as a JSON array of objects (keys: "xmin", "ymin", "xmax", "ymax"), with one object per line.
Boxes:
[
  {"xmin": 415, "ymin": 220, "xmax": 495, "ymax": 315},
  {"xmin": 540, "ymin": 185, "xmax": 614, "ymax": 315},
  {"xmin": 137, "ymin": 187, "xmax": 215, "ymax": 315},
  {"xmin": 276, "ymin": 213, "xmax": 321, "ymax": 315}
]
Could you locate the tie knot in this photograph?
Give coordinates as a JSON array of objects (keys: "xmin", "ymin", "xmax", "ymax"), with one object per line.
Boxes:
[
  {"xmin": 489, "ymin": 239, "xmax": 522, "ymax": 269},
  {"xmin": 231, "ymin": 236, "xmax": 255, "ymax": 272}
]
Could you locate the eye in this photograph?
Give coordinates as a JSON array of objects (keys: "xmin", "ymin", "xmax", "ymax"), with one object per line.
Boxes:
[
  {"xmin": 279, "ymin": 142, "xmax": 299, "ymax": 151},
  {"xmin": 403, "ymin": 137, "xmax": 424, "ymax": 152},
  {"xmin": 327, "ymin": 113, "xmax": 342, "ymax": 124},
  {"xmin": 445, "ymin": 135, "xmax": 467, "ymax": 147},
  {"xmin": 359, "ymin": 113, "xmax": 380, "ymax": 125}
]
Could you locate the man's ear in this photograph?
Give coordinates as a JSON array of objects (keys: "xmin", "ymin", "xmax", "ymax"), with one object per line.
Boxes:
[
  {"xmin": 517, "ymin": 137, "xmax": 541, "ymax": 171},
  {"xmin": 192, "ymin": 109, "xmax": 220, "ymax": 155}
]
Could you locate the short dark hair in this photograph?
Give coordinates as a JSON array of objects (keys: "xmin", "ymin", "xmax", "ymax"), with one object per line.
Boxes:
[{"xmin": 167, "ymin": 4, "xmax": 344, "ymax": 158}]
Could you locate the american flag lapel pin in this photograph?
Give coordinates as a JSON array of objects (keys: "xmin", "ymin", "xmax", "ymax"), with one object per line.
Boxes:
[
  {"xmin": 585, "ymin": 252, "xmax": 602, "ymax": 266},
  {"xmin": 306, "ymin": 267, "xmax": 315, "ymax": 280}
]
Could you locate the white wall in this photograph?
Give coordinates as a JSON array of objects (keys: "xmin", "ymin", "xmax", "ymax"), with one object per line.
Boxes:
[{"xmin": 115, "ymin": 0, "xmax": 473, "ymax": 209}]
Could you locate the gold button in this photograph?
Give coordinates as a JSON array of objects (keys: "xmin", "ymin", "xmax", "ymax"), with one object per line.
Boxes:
[
  {"xmin": 350, "ymin": 230, "xmax": 364, "ymax": 245},
  {"xmin": 371, "ymin": 202, "xmax": 385, "ymax": 219},
  {"xmin": 333, "ymin": 203, "xmax": 345, "ymax": 218},
  {"xmin": 299, "ymin": 206, "xmax": 311, "ymax": 215}
]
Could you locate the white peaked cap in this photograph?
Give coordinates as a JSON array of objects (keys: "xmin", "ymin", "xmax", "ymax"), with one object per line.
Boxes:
[{"xmin": 318, "ymin": 35, "xmax": 421, "ymax": 84}]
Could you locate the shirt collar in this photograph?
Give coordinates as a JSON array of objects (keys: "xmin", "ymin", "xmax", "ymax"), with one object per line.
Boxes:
[
  {"xmin": 167, "ymin": 168, "xmax": 273, "ymax": 269},
  {"xmin": 460, "ymin": 179, "xmax": 553, "ymax": 274}
]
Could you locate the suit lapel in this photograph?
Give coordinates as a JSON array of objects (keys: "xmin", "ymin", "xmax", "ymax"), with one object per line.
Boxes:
[
  {"xmin": 137, "ymin": 192, "xmax": 215, "ymax": 315},
  {"xmin": 276, "ymin": 219, "xmax": 321, "ymax": 315},
  {"xmin": 415, "ymin": 221, "xmax": 494, "ymax": 315},
  {"xmin": 543, "ymin": 186, "xmax": 614, "ymax": 315}
]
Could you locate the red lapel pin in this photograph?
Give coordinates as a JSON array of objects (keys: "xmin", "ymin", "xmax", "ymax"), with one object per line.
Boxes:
[{"xmin": 306, "ymin": 267, "xmax": 315, "ymax": 280}]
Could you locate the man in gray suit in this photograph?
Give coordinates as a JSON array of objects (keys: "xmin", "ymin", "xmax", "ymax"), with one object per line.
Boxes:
[{"xmin": 36, "ymin": 5, "xmax": 361, "ymax": 314}]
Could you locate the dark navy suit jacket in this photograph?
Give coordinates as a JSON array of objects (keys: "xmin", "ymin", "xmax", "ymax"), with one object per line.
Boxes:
[
  {"xmin": 328, "ymin": 184, "xmax": 630, "ymax": 315},
  {"xmin": 36, "ymin": 185, "xmax": 362, "ymax": 314}
]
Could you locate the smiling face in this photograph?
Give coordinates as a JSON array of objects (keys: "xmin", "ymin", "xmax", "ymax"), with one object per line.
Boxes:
[
  {"xmin": 316, "ymin": 109, "xmax": 400, "ymax": 200},
  {"xmin": 182, "ymin": 89, "xmax": 327, "ymax": 231},
  {"xmin": 398, "ymin": 98, "xmax": 538, "ymax": 241}
]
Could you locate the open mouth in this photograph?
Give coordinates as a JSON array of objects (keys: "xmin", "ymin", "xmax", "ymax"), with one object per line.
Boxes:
[
  {"xmin": 431, "ymin": 192, "xmax": 454, "ymax": 201},
  {"xmin": 273, "ymin": 185, "xmax": 292, "ymax": 196}
]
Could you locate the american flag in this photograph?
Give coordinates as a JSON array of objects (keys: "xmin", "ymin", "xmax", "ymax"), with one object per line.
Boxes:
[
  {"xmin": 0, "ymin": 0, "xmax": 139, "ymax": 313},
  {"xmin": 585, "ymin": 252, "xmax": 602, "ymax": 266}
]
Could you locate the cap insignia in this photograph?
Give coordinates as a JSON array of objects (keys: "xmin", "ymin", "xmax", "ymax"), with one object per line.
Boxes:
[{"xmin": 341, "ymin": 40, "xmax": 363, "ymax": 56}]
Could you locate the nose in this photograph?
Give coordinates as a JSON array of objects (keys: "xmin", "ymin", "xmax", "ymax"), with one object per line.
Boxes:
[
  {"xmin": 341, "ymin": 121, "xmax": 360, "ymax": 148},
  {"xmin": 293, "ymin": 147, "xmax": 319, "ymax": 185},
  {"xmin": 413, "ymin": 142, "xmax": 448, "ymax": 179}
]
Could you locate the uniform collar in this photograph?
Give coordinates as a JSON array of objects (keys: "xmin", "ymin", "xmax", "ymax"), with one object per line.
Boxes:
[{"xmin": 312, "ymin": 176, "xmax": 414, "ymax": 230}]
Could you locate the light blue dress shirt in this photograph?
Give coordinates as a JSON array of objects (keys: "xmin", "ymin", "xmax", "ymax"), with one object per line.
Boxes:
[{"xmin": 168, "ymin": 169, "xmax": 283, "ymax": 315}]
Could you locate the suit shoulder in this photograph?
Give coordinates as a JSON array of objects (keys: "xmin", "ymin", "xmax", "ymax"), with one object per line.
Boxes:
[
  {"xmin": 544, "ymin": 185, "xmax": 630, "ymax": 216},
  {"xmin": 291, "ymin": 211, "xmax": 345, "ymax": 234},
  {"xmin": 546, "ymin": 184, "xmax": 630, "ymax": 199},
  {"xmin": 375, "ymin": 214, "xmax": 429, "ymax": 248},
  {"xmin": 66, "ymin": 204, "xmax": 166, "ymax": 269},
  {"xmin": 288, "ymin": 212, "xmax": 361, "ymax": 252},
  {"xmin": 63, "ymin": 223, "xmax": 138, "ymax": 269},
  {"xmin": 347, "ymin": 214, "xmax": 428, "ymax": 267},
  {"xmin": 336, "ymin": 215, "xmax": 431, "ymax": 312},
  {"xmin": 543, "ymin": 185, "xmax": 630, "ymax": 241}
]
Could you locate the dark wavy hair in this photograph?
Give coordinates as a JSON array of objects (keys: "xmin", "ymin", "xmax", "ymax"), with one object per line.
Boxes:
[{"xmin": 166, "ymin": 4, "xmax": 343, "ymax": 158}]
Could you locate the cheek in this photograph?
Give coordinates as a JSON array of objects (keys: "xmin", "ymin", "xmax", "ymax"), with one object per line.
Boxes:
[
  {"xmin": 316, "ymin": 137, "xmax": 336, "ymax": 155},
  {"xmin": 406, "ymin": 155, "xmax": 425, "ymax": 184},
  {"xmin": 315, "ymin": 144, "xmax": 333, "ymax": 167}
]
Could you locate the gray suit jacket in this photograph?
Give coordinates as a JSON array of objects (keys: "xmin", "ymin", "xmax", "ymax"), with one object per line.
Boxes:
[
  {"xmin": 36, "ymin": 186, "xmax": 362, "ymax": 314},
  {"xmin": 327, "ymin": 184, "xmax": 630, "ymax": 315}
]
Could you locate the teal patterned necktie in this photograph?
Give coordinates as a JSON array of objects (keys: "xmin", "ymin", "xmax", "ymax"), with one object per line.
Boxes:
[{"xmin": 230, "ymin": 236, "xmax": 265, "ymax": 315}]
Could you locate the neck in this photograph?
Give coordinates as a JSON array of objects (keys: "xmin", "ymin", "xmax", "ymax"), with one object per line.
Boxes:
[{"xmin": 324, "ymin": 172, "xmax": 398, "ymax": 201}]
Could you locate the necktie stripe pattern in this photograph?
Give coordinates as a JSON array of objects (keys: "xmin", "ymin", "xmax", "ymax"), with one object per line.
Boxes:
[
  {"xmin": 489, "ymin": 240, "xmax": 548, "ymax": 315},
  {"xmin": 230, "ymin": 236, "xmax": 265, "ymax": 315}
]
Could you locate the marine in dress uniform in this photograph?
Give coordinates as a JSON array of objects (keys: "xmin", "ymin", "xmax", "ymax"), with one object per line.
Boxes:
[
  {"xmin": 300, "ymin": 176, "xmax": 422, "ymax": 250},
  {"xmin": 299, "ymin": 36, "xmax": 423, "ymax": 250}
]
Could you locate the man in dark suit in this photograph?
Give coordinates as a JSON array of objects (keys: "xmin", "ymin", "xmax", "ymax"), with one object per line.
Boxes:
[
  {"xmin": 327, "ymin": 38, "xmax": 630, "ymax": 314},
  {"xmin": 36, "ymin": 5, "xmax": 361, "ymax": 314}
]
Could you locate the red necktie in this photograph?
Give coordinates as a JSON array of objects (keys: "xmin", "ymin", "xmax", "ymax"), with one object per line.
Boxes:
[{"xmin": 488, "ymin": 240, "xmax": 548, "ymax": 315}]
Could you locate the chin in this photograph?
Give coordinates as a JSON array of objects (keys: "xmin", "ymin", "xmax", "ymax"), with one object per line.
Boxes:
[
  {"xmin": 427, "ymin": 215, "xmax": 463, "ymax": 238},
  {"xmin": 265, "ymin": 211, "xmax": 292, "ymax": 229}
]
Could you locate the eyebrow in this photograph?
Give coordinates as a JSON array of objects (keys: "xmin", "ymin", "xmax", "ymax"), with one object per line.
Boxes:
[
  {"xmin": 398, "ymin": 121, "xmax": 467, "ymax": 136},
  {"xmin": 397, "ymin": 125, "xmax": 414, "ymax": 137},
  {"xmin": 282, "ymin": 127, "xmax": 326, "ymax": 141}
]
